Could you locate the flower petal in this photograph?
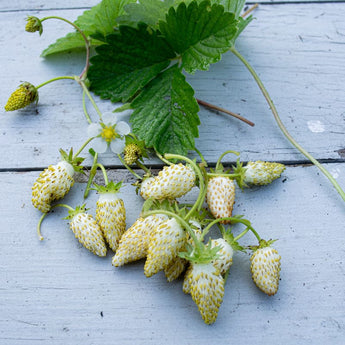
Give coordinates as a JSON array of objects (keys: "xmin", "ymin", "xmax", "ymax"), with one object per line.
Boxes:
[
  {"xmin": 87, "ymin": 123, "xmax": 101, "ymax": 137},
  {"xmin": 110, "ymin": 138, "xmax": 125, "ymax": 154},
  {"xmin": 116, "ymin": 121, "xmax": 131, "ymax": 136},
  {"xmin": 102, "ymin": 112, "xmax": 117, "ymax": 126},
  {"xmin": 92, "ymin": 137, "xmax": 108, "ymax": 154}
]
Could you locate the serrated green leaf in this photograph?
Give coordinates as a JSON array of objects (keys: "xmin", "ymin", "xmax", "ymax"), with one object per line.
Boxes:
[
  {"xmin": 230, "ymin": 15, "xmax": 253, "ymax": 47},
  {"xmin": 88, "ymin": 24, "xmax": 176, "ymax": 103},
  {"xmin": 116, "ymin": 0, "xmax": 175, "ymax": 29},
  {"xmin": 130, "ymin": 64, "xmax": 200, "ymax": 155},
  {"xmin": 41, "ymin": 0, "xmax": 135, "ymax": 57},
  {"xmin": 41, "ymin": 32, "xmax": 104, "ymax": 56},
  {"xmin": 159, "ymin": 0, "xmax": 238, "ymax": 74},
  {"xmin": 217, "ymin": 0, "xmax": 246, "ymax": 18}
]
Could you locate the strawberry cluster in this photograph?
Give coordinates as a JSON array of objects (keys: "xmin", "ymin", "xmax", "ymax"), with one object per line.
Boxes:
[{"xmin": 33, "ymin": 147, "xmax": 284, "ymax": 324}]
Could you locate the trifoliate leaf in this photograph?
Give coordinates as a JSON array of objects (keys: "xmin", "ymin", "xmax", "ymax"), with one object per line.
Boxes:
[
  {"xmin": 130, "ymin": 64, "xmax": 200, "ymax": 155},
  {"xmin": 159, "ymin": 0, "xmax": 238, "ymax": 74},
  {"xmin": 116, "ymin": 0, "xmax": 175, "ymax": 29},
  {"xmin": 88, "ymin": 23, "xmax": 176, "ymax": 103},
  {"xmin": 41, "ymin": 0, "xmax": 135, "ymax": 56}
]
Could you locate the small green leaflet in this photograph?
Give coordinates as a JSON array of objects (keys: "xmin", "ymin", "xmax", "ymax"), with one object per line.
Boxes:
[
  {"xmin": 159, "ymin": 1, "xmax": 238, "ymax": 74},
  {"xmin": 116, "ymin": 0, "xmax": 175, "ymax": 29},
  {"xmin": 41, "ymin": 0, "xmax": 135, "ymax": 56},
  {"xmin": 88, "ymin": 24, "xmax": 176, "ymax": 103},
  {"xmin": 130, "ymin": 65, "xmax": 200, "ymax": 155}
]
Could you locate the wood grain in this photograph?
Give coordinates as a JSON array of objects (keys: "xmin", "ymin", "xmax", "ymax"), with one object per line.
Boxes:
[
  {"xmin": 1, "ymin": 3, "xmax": 345, "ymax": 168},
  {"xmin": 1, "ymin": 163, "xmax": 345, "ymax": 344}
]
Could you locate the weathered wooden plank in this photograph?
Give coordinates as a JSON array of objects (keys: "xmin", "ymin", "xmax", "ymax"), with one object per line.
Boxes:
[
  {"xmin": 1, "ymin": 0, "xmax": 344, "ymax": 12},
  {"xmin": 1, "ymin": 3, "xmax": 345, "ymax": 169},
  {"xmin": 1, "ymin": 163, "xmax": 345, "ymax": 344}
]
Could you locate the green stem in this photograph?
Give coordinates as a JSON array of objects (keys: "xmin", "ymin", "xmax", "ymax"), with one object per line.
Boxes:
[
  {"xmin": 82, "ymin": 90, "xmax": 92, "ymax": 124},
  {"xmin": 117, "ymin": 154, "xmax": 142, "ymax": 179},
  {"xmin": 136, "ymin": 161, "xmax": 150, "ymax": 174},
  {"xmin": 164, "ymin": 154, "xmax": 205, "ymax": 220},
  {"xmin": 77, "ymin": 78, "xmax": 103, "ymax": 120},
  {"xmin": 142, "ymin": 210, "xmax": 202, "ymax": 251},
  {"xmin": 230, "ymin": 46, "xmax": 345, "ymax": 203},
  {"xmin": 84, "ymin": 153, "xmax": 98, "ymax": 199},
  {"xmin": 37, "ymin": 203, "xmax": 74, "ymax": 240},
  {"xmin": 97, "ymin": 163, "xmax": 109, "ymax": 185},
  {"xmin": 215, "ymin": 150, "xmax": 240, "ymax": 171},
  {"xmin": 73, "ymin": 136, "xmax": 95, "ymax": 159},
  {"xmin": 200, "ymin": 217, "xmax": 261, "ymax": 242},
  {"xmin": 194, "ymin": 147, "xmax": 207, "ymax": 167},
  {"xmin": 207, "ymin": 172, "xmax": 241, "ymax": 179},
  {"xmin": 155, "ymin": 150, "xmax": 173, "ymax": 165},
  {"xmin": 40, "ymin": 16, "xmax": 90, "ymax": 78},
  {"xmin": 36, "ymin": 76, "xmax": 75, "ymax": 89}
]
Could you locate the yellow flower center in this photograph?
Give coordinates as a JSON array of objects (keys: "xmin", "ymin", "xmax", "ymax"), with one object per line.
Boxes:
[{"xmin": 101, "ymin": 126, "xmax": 117, "ymax": 142}]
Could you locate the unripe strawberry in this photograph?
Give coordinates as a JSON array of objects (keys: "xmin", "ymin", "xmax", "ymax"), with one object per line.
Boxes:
[
  {"xmin": 244, "ymin": 161, "xmax": 285, "ymax": 186},
  {"xmin": 189, "ymin": 262, "xmax": 225, "ymax": 325},
  {"xmin": 144, "ymin": 218, "xmax": 185, "ymax": 277},
  {"xmin": 164, "ymin": 256, "xmax": 187, "ymax": 282},
  {"xmin": 96, "ymin": 192, "xmax": 126, "ymax": 252},
  {"xmin": 68, "ymin": 207, "xmax": 107, "ymax": 257},
  {"xmin": 32, "ymin": 161, "xmax": 74, "ymax": 213},
  {"xmin": 250, "ymin": 244, "xmax": 281, "ymax": 296},
  {"xmin": 182, "ymin": 264, "xmax": 193, "ymax": 294},
  {"xmin": 25, "ymin": 16, "xmax": 43, "ymax": 35},
  {"xmin": 140, "ymin": 163, "xmax": 195, "ymax": 200},
  {"xmin": 206, "ymin": 176, "xmax": 235, "ymax": 223},
  {"xmin": 210, "ymin": 238, "xmax": 233, "ymax": 275},
  {"xmin": 4, "ymin": 82, "xmax": 38, "ymax": 111},
  {"xmin": 112, "ymin": 214, "xmax": 168, "ymax": 267}
]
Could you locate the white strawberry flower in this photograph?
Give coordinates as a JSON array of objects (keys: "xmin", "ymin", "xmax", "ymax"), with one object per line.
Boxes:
[{"xmin": 87, "ymin": 111, "xmax": 131, "ymax": 154}]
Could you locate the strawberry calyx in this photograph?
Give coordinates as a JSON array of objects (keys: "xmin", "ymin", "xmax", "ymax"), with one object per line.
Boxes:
[
  {"xmin": 249, "ymin": 238, "xmax": 278, "ymax": 253},
  {"xmin": 179, "ymin": 239, "xmax": 220, "ymax": 265},
  {"xmin": 64, "ymin": 204, "xmax": 89, "ymax": 220},
  {"xmin": 93, "ymin": 181, "xmax": 123, "ymax": 194},
  {"xmin": 59, "ymin": 148, "xmax": 85, "ymax": 174}
]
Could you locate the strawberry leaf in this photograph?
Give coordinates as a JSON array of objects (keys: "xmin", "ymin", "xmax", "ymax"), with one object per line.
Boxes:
[
  {"xmin": 41, "ymin": 0, "xmax": 135, "ymax": 56},
  {"xmin": 217, "ymin": 0, "xmax": 246, "ymax": 17},
  {"xmin": 130, "ymin": 65, "xmax": 200, "ymax": 155},
  {"xmin": 116, "ymin": 0, "xmax": 175, "ymax": 29},
  {"xmin": 159, "ymin": 0, "xmax": 238, "ymax": 74},
  {"xmin": 88, "ymin": 24, "xmax": 176, "ymax": 103}
]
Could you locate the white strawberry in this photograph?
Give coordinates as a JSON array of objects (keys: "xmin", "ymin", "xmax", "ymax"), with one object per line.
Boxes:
[
  {"xmin": 96, "ymin": 189, "xmax": 126, "ymax": 252},
  {"xmin": 210, "ymin": 238, "xmax": 234, "ymax": 275},
  {"xmin": 32, "ymin": 161, "xmax": 75, "ymax": 213},
  {"xmin": 189, "ymin": 262, "xmax": 225, "ymax": 325},
  {"xmin": 112, "ymin": 214, "xmax": 168, "ymax": 267},
  {"xmin": 164, "ymin": 256, "xmax": 187, "ymax": 282},
  {"xmin": 206, "ymin": 176, "xmax": 236, "ymax": 223},
  {"xmin": 68, "ymin": 206, "xmax": 107, "ymax": 257},
  {"xmin": 140, "ymin": 163, "xmax": 196, "ymax": 200},
  {"xmin": 244, "ymin": 161, "xmax": 285, "ymax": 186},
  {"xmin": 31, "ymin": 149, "xmax": 84, "ymax": 212},
  {"xmin": 250, "ymin": 241, "xmax": 281, "ymax": 296},
  {"xmin": 144, "ymin": 217, "xmax": 186, "ymax": 277}
]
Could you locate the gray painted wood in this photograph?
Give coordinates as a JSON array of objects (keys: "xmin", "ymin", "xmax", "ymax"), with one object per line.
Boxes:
[
  {"xmin": 1, "ymin": 3, "xmax": 345, "ymax": 169},
  {"xmin": 1, "ymin": 0, "xmax": 345, "ymax": 11},
  {"xmin": 1, "ymin": 163, "xmax": 345, "ymax": 344},
  {"xmin": 1, "ymin": 2, "xmax": 345, "ymax": 342}
]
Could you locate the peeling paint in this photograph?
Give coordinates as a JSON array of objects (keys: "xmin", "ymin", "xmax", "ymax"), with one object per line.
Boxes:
[{"xmin": 307, "ymin": 120, "xmax": 325, "ymax": 133}]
